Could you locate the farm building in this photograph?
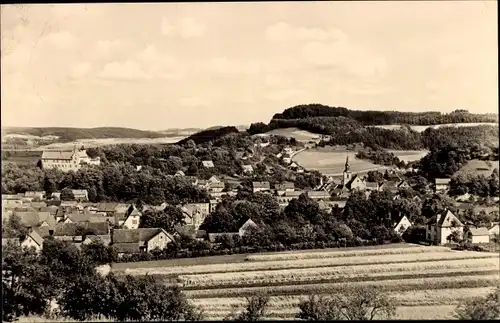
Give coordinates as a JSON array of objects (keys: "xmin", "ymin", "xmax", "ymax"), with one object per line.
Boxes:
[
  {"xmin": 41, "ymin": 148, "xmax": 100, "ymax": 172},
  {"xmin": 71, "ymin": 189, "xmax": 89, "ymax": 201},
  {"xmin": 307, "ymin": 190, "xmax": 330, "ymax": 200},
  {"xmin": 275, "ymin": 182, "xmax": 295, "ymax": 195},
  {"xmin": 112, "ymin": 228, "xmax": 174, "ymax": 256},
  {"xmin": 465, "ymin": 227, "xmax": 490, "ymax": 244}
]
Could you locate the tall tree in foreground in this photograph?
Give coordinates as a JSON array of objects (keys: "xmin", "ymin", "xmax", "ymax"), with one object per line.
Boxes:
[
  {"xmin": 454, "ymin": 287, "xmax": 500, "ymax": 320},
  {"xmin": 297, "ymin": 286, "xmax": 396, "ymax": 320}
]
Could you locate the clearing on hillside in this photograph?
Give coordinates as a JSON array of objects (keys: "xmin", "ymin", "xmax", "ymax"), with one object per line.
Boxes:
[
  {"xmin": 373, "ymin": 122, "xmax": 499, "ymax": 133},
  {"xmin": 388, "ymin": 150, "xmax": 429, "ymax": 162},
  {"xmin": 255, "ymin": 128, "xmax": 321, "ymax": 142},
  {"xmin": 292, "ymin": 148, "xmax": 386, "ymax": 175},
  {"xmin": 457, "ymin": 159, "xmax": 499, "ymax": 177}
]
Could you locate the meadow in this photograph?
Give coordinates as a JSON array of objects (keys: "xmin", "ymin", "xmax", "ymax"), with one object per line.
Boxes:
[
  {"xmin": 457, "ymin": 159, "xmax": 500, "ymax": 177},
  {"xmin": 291, "ymin": 148, "xmax": 387, "ymax": 176},
  {"xmin": 255, "ymin": 127, "xmax": 321, "ymax": 143},
  {"xmin": 373, "ymin": 122, "xmax": 499, "ymax": 132},
  {"xmin": 111, "ymin": 244, "xmax": 500, "ymax": 320}
]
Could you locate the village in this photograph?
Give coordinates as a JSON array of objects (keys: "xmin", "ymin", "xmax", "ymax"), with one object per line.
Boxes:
[{"xmin": 2, "ymin": 142, "xmax": 499, "ymax": 258}]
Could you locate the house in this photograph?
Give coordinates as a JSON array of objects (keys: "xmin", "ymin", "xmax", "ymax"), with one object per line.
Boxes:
[
  {"xmin": 454, "ymin": 193, "xmax": 476, "ymax": 202},
  {"xmin": 25, "ymin": 191, "xmax": 46, "ymax": 200},
  {"xmin": 252, "ymin": 181, "xmax": 271, "ymax": 193},
  {"xmin": 202, "ymin": 160, "xmax": 215, "ymax": 168},
  {"xmin": 426, "ymin": 209, "xmax": 464, "ymax": 245},
  {"xmin": 51, "ymin": 192, "xmax": 61, "ymax": 200},
  {"xmin": 174, "ymin": 170, "xmax": 185, "ymax": 177},
  {"xmin": 81, "ymin": 234, "xmax": 112, "ymax": 246},
  {"xmin": 112, "ymin": 228, "xmax": 174, "ymax": 256},
  {"xmin": 121, "ymin": 205, "xmax": 142, "ymax": 230},
  {"xmin": 209, "ymin": 199, "xmax": 221, "ymax": 213},
  {"xmin": 180, "ymin": 205, "xmax": 206, "ymax": 230},
  {"xmin": 282, "ymin": 154, "xmax": 292, "ymax": 164},
  {"xmin": 238, "ymin": 217, "xmax": 258, "ymax": 236},
  {"xmin": 36, "ymin": 222, "xmax": 110, "ymax": 243},
  {"xmin": 328, "ymin": 199, "xmax": 348, "ymax": 210},
  {"xmin": 435, "ymin": 178, "xmax": 451, "ymax": 192},
  {"xmin": 208, "ymin": 180, "xmax": 225, "ymax": 195},
  {"xmin": 275, "ymin": 182, "xmax": 295, "ymax": 195},
  {"xmin": 242, "ymin": 165, "xmax": 254, "ymax": 174},
  {"xmin": 488, "ymin": 223, "xmax": 499, "ymax": 237},
  {"xmin": 276, "ymin": 191, "xmax": 304, "ymax": 208},
  {"xmin": 365, "ymin": 182, "xmax": 380, "ymax": 192},
  {"xmin": 20, "ymin": 229, "xmax": 44, "ymax": 252},
  {"xmin": 393, "ymin": 215, "xmax": 413, "ymax": 235},
  {"xmin": 465, "ymin": 227, "xmax": 490, "ymax": 244},
  {"xmin": 41, "ymin": 148, "xmax": 99, "ymax": 172},
  {"xmin": 71, "ymin": 189, "xmax": 89, "ymax": 201},
  {"xmin": 12, "ymin": 209, "xmax": 51, "ymax": 228},
  {"xmin": 283, "ymin": 147, "xmax": 293, "ymax": 155},
  {"xmin": 347, "ymin": 175, "xmax": 366, "ymax": 191},
  {"xmin": 307, "ymin": 190, "xmax": 330, "ymax": 200},
  {"xmin": 185, "ymin": 203, "xmax": 210, "ymax": 217},
  {"xmin": 379, "ymin": 181, "xmax": 398, "ymax": 193}
]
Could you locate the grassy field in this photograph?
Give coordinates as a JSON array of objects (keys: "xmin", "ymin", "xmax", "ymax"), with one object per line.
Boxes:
[
  {"xmin": 292, "ymin": 148, "xmax": 386, "ymax": 175},
  {"xmin": 255, "ymin": 127, "xmax": 321, "ymax": 143},
  {"xmin": 388, "ymin": 149, "xmax": 429, "ymax": 162},
  {"xmin": 109, "ymin": 244, "xmax": 499, "ymax": 320},
  {"xmin": 373, "ymin": 122, "xmax": 498, "ymax": 133},
  {"xmin": 457, "ymin": 159, "xmax": 500, "ymax": 177}
]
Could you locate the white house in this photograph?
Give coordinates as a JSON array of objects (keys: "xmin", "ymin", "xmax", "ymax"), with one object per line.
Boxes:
[
  {"xmin": 426, "ymin": 209, "xmax": 464, "ymax": 245},
  {"xmin": 71, "ymin": 189, "xmax": 89, "ymax": 201},
  {"xmin": 238, "ymin": 218, "xmax": 258, "ymax": 236},
  {"xmin": 41, "ymin": 149, "xmax": 99, "ymax": 172},
  {"xmin": 465, "ymin": 227, "xmax": 490, "ymax": 244},
  {"xmin": 252, "ymin": 181, "xmax": 271, "ymax": 193},
  {"xmin": 112, "ymin": 228, "xmax": 174, "ymax": 256},
  {"xmin": 20, "ymin": 230, "xmax": 44, "ymax": 253},
  {"xmin": 121, "ymin": 205, "xmax": 142, "ymax": 230},
  {"xmin": 488, "ymin": 223, "xmax": 499, "ymax": 237},
  {"xmin": 394, "ymin": 215, "xmax": 413, "ymax": 235},
  {"xmin": 275, "ymin": 182, "xmax": 295, "ymax": 196},
  {"xmin": 202, "ymin": 160, "xmax": 215, "ymax": 168},
  {"xmin": 242, "ymin": 165, "xmax": 254, "ymax": 174}
]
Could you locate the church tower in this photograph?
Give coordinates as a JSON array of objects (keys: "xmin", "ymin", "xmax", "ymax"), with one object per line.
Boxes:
[{"xmin": 342, "ymin": 155, "xmax": 352, "ymax": 186}]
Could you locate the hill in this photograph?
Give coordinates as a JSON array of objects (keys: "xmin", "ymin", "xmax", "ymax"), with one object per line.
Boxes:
[
  {"xmin": 1, "ymin": 127, "xmax": 165, "ymax": 141},
  {"xmin": 177, "ymin": 126, "xmax": 240, "ymax": 145}
]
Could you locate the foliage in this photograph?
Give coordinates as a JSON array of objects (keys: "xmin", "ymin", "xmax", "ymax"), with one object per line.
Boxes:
[
  {"xmin": 140, "ymin": 206, "xmax": 186, "ymax": 233},
  {"xmin": 178, "ymin": 126, "xmax": 240, "ymax": 145},
  {"xmin": 454, "ymin": 287, "xmax": 500, "ymax": 320},
  {"xmin": 356, "ymin": 148, "xmax": 404, "ymax": 167},
  {"xmin": 226, "ymin": 294, "xmax": 270, "ymax": 321},
  {"xmin": 297, "ymin": 286, "xmax": 396, "ymax": 320}
]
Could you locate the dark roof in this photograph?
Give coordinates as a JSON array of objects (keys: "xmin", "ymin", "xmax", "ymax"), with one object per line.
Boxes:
[
  {"xmin": 47, "ymin": 222, "xmax": 110, "ymax": 237},
  {"xmin": 113, "ymin": 242, "xmax": 140, "ymax": 253},
  {"xmin": 468, "ymin": 227, "xmax": 490, "ymax": 236},
  {"xmin": 253, "ymin": 181, "xmax": 270, "ymax": 189},
  {"xmin": 14, "ymin": 212, "xmax": 40, "ymax": 227},
  {"xmin": 275, "ymin": 182, "xmax": 295, "ymax": 190},
  {"xmin": 112, "ymin": 228, "xmax": 164, "ymax": 244},
  {"xmin": 41, "ymin": 150, "xmax": 75, "ymax": 160},
  {"xmin": 26, "ymin": 230, "xmax": 44, "ymax": 246},
  {"xmin": 47, "ymin": 200, "xmax": 62, "ymax": 207}
]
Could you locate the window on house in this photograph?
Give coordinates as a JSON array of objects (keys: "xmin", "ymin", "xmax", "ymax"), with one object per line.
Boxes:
[{"xmin": 132, "ymin": 220, "xmax": 138, "ymax": 225}]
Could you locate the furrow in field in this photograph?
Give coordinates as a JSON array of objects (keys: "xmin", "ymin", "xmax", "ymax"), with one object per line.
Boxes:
[
  {"xmin": 124, "ymin": 251, "xmax": 498, "ymax": 276},
  {"xmin": 189, "ymin": 287, "xmax": 497, "ymax": 309},
  {"xmin": 178, "ymin": 258, "xmax": 499, "ymax": 288},
  {"xmin": 185, "ymin": 275, "xmax": 500, "ymax": 298},
  {"xmin": 245, "ymin": 245, "xmax": 451, "ymax": 261}
]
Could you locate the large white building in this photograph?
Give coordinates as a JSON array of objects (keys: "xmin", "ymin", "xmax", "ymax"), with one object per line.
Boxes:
[{"xmin": 41, "ymin": 149, "xmax": 100, "ymax": 172}]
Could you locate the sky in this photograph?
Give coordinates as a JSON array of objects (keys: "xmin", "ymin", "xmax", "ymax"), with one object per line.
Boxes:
[{"xmin": 1, "ymin": 1, "xmax": 498, "ymax": 131}]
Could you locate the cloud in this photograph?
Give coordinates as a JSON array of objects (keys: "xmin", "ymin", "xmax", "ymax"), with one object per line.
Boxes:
[
  {"xmin": 98, "ymin": 60, "xmax": 151, "ymax": 81},
  {"xmin": 207, "ymin": 57, "xmax": 262, "ymax": 76},
  {"xmin": 160, "ymin": 17, "xmax": 205, "ymax": 38},
  {"xmin": 42, "ymin": 30, "xmax": 77, "ymax": 51},
  {"xmin": 265, "ymin": 22, "xmax": 347, "ymax": 42}
]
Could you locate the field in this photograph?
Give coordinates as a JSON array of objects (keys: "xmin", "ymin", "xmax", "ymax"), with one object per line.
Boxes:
[
  {"xmin": 255, "ymin": 127, "xmax": 321, "ymax": 143},
  {"xmin": 292, "ymin": 147, "xmax": 386, "ymax": 176},
  {"xmin": 457, "ymin": 159, "xmax": 500, "ymax": 177},
  {"xmin": 373, "ymin": 122, "xmax": 498, "ymax": 132},
  {"xmin": 388, "ymin": 150, "xmax": 429, "ymax": 162},
  {"xmin": 37, "ymin": 136, "xmax": 187, "ymax": 150},
  {"xmin": 112, "ymin": 244, "xmax": 500, "ymax": 320}
]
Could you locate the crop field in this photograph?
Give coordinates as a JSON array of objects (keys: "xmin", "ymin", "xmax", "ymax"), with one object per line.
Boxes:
[
  {"xmin": 114, "ymin": 244, "xmax": 500, "ymax": 320},
  {"xmin": 292, "ymin": 148, "xmax": 387, "ymax": 175}
]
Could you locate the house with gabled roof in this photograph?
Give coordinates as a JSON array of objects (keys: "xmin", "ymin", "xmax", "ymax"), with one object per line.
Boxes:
[
  {"xmin": 426, "ymin": 209, "xmax": 464, "ymax": 245},
  {"xmin": 71, "ymin": 189, "xmax": 89, "ymax": 201},
  {"xmin": 275, "ymin": 182, "xmax": 295, "ymax": 196},
  {"xmin": 202, "ymin": 160, "xmax": 215, "ymax": 168},
  {"xmin": 174, "ymin": 170, "xmax": 186, "ymax": 177},
  {"xmin": 25, "ymin": 191, "xmax": 46, "ymax": 200},
  {"xmin": 238, "ymin": 217, "xmax": 258, "ymax": 236},
  {"xmin": 20, "ymin": 229, "xmax": 45, "ymax": 252},
  {"xmin": 242, "ymin": 164, "xmax": 254, "ymax": 174},
  {"xmin": 252, "ymin": 181, "xmax": 271, "ymax": 193},
  {"xmin": 393, "ymin": 215, "xmax": 413, "ymax": 235},
  {"xmin": 488, "ymin": 222, "xmax": 499, "ymax": 237},
  {"xmin": 464, "ymin": 227, "xmax": 490, "ymax": 244},
  {"xmin": 111, "ymin": 228, "xmax": 174, "ymax": 256},
  {"xmin": 307, "ymin": 190, "xmax": 331, "ymax": 200},
  {"xmin": 121, "ymin": 205, "xmax": 142, "ymax": 230},
  {"xmin": 365, "ymin": 181, "xmax": 380, "ymax": 192}
]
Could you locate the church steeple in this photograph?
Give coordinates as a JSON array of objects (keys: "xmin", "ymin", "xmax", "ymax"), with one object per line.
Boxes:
[
  {"xmin": 344, "ymin": 155, "xmax": 350, "ymax": 172},
  {"xmin": 342, "ymin": 154, "xmax": 352, "ymax": 186}
]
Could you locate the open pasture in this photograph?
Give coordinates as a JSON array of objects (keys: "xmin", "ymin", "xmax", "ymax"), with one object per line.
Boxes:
[
  {"xmin": 457, "ymin": 159, "xmax": 500, "ymax": 177},
  {"xmin": 373, "ymin": 122, "xmax": 498, "ymax": 133},
  {"xmin": 114, "ymin": 244, "xmax": 500, "ymax": 320},
  {"xmin": 256, "ymin": 127, "xmax": 321, "ymax": 143},
  {"xmin": 291, "ymin": 148, "xmax": 386, "ymax": 175},
  {"xmin": 388, "ymin": 149, "xmax": 429, "ymax": 162}
]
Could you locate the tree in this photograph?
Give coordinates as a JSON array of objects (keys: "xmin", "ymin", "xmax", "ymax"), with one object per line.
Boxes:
[
  {"xmin": 2, "ymin": 242, "xmax": 56, "ymax": 322},
  {"xmin": 297, "ymin": 286, "xmax": 396, "ymax": 320},
  {"xmin": 454, "ymin": 287, "xmax": 500, "ymax": 320},
  {"xmin": 60, "ymin": 187, "xmax": 75, "ymax": 201},
  {"xmin": 140, "ymin": 206, "xmax": 185, "ymax": 233},
  {"xmin": 226, "ymin": 295, "xmax": 270, "ymax": 321}
]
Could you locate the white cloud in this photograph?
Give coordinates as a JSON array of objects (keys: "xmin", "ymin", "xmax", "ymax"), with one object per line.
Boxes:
[
  {"xmin": 265, "ymin": 22, "xmax": 347, "ymax": 42},
  {"xmin": 208, "ymin": 57, "xmax": 262, "ymax": 76},
  {"xmin": 98, "ymin": 60, "xmax": 151, "ymax": 81},
  {"xmin": 43, "ymin": 30, "xmax": 77, "ymax": 51},
  {"xmin": 160, "ymin": 17, "xmax": 205, "ymax": 38}
]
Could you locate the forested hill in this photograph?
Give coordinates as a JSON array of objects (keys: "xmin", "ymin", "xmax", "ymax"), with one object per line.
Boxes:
[
  {"xmin": 1, "ymin": 127, "xmax": 165, "ymax": 141},
  {"xmin": 177, "ymin": 126, "xmax": 240, "ymax": 145},
  {"xmin": 272, "ymin": 104, "xmax": 498, "ymax": 125}
]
